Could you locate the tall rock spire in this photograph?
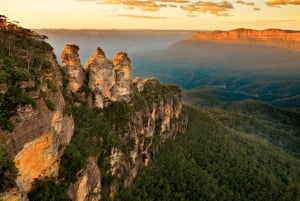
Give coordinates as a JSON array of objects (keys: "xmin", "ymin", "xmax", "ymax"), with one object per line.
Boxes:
[
  {"xmin": 61, "ymin": 44, "xmax": 85, "ymax": 92},
  {"xmin": 85, "ymin": 47, "xmax": 116, "ymax": 108},
  {"xmin": 111, "ymin": 51, "xmax": 132, "ymax": 102}
]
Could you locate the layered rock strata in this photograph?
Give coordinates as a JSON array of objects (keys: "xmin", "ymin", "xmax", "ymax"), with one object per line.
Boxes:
[
  {"xmin": 190, "ymin": 28, "xmax": 300, "ymax": 51},
  {"xmin": 0, "ymin": 52, "xmax": 74, "ymax": 199}
]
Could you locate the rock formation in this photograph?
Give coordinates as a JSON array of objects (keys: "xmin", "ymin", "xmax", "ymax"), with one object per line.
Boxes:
[
  {"xmin": 111, "ymin": 51, "xmax": 132, "ymax": 102},
  {"xmin": 84, "ymin": 47, "xmax": 132, "ymax": 108},
  {"xmin": 61, "ymin": 44, "xmax": 85, "ymax": 92},
  {"xmin": 189, "ymin": 28, "xmax": 300, "ymax": 51},
  {"xmin": 0, "ymin": 26, "xmax": 186, "ymax": 201},
  {"xmin": 68, "ymin": 157, "xmax": 101, "ymax": 201},
  {"xmin": 65, "ymin": 48, "xmax": 187, "ymax": 200}
]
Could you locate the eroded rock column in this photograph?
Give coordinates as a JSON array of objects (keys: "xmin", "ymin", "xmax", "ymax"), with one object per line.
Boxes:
[{"xmin": 61, "ymin": 44, "xmax": 85, "ymax": 92}]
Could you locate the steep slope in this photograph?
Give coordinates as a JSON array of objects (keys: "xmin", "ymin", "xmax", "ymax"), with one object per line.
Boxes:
[
  {"xmin": 0, "ymin": 16, "xmax": 187, "ymax": 201},
  {"xmin": 116, "ymin": 105, "xmax": 300, "ymax": 201},
  {"xmin": 0, "ymin": 15, "xmax": 74, "ymax": 200},
  {"xmin": 184, "ymin": 87, "xmax": 300, "ymax": 158}
]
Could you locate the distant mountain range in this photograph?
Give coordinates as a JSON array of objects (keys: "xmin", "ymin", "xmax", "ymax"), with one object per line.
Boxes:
[
  {"xmin": 131, "ymin": 29, "xmax": 300, "ymax": 107},
  {"xmin": 189, "ymin": 28, "xmax": 300, "ymax": 52}
]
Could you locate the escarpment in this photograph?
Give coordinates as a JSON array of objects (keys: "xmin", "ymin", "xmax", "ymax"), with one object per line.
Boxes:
[
  {"xmin": 61, "ymin": 47, "xmax": 187, "ymax": 201},
  {"xmin": 0, "ymin": 18, "xmax": 187, "ymax": 201},
  {"xmin": 0, "ymin": 18, "xmax": 74, "ymax": 200},
  {"xmin": 190, "ymin": 28, "xmax": 300, "ymax": 51}
]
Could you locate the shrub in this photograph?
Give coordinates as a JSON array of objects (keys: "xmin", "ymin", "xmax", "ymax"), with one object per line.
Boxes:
[
  {"xmin": 44, "ymin": 99, "xmax": 55, "ymax": 111},
  {"xmin": 0, "ymin": 144, "xmax": 18, "ymax": 193},
  {"xmin": 27, "ymin": 177, "xmax": 69, "ymax": 201}
]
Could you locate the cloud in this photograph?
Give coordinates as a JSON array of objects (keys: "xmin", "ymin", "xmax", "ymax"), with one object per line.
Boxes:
[
  {"xmin": 253, "ymin": 7, "xmax": 261, "ymax": 10},
  {"xmin": 100, "ymin": 0, "xmax": 160, "ymax": 11},
  {"xmin": 236, "ymin": 0, "xmax": 255, "ymax": 6},
  {"xmin": 112, "ymin": 14, "xmax": 168, "ymax": 19},
  {"xmin": 79, "ymin": 0, "xmax": 236, "ymax": 16},
  {"xmin": 181, "ymin": 1, "xmax": 234, "ymax": 16},
  {"xmin": 266, "ymin": 0, "xmax": 300, "ymax": 6},
  {"xmin": 96, "ymin": 0, "xmax": 191, "ymax": 11}
]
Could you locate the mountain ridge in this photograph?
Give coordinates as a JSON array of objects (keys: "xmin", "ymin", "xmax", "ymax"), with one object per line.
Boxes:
[{"xmin": 189, "ymin": 28, "xmax": 300, "ymax": 51}]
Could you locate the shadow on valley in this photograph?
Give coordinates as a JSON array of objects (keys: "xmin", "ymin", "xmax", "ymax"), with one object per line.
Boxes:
[{"xmin": 132, "ymin": 41, "xmax": 300, "ymax": 107}]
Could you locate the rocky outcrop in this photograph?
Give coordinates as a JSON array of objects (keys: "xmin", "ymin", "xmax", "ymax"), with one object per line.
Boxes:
[
  {"xmin": 132, "ymin": 77, "xmax": 144, "ymax": 92},
  {"xmin": 84, "ymin": 48, "xmax": 132, "ymax": 108},
  {"xmin": 111, "ymin": 51, "xmax": 131, "ymax": 102},
  {"xmin": 190, "ymin": 28, "xmax": 300, "ymax": 51},
  {"xmin": 85, "ymin": 47, "xmax": 116, "ymax": 108},
  {"xmin": 68, "ymin": 157, "xmax": 101, "ymax": 201},
  {"xmin": 61, "ymin": 44, "xmax": 85, "ymax": 92}
]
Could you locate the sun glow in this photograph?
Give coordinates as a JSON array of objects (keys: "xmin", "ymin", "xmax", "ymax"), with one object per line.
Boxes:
[{"xmin": 1, "ymin": 0, "xmax": 300, "ymax": 30}]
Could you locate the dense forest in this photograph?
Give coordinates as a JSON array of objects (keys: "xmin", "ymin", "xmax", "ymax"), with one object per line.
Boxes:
[{"xmin": 116, "ymin": 106, "xmax": 300, "ymax": 201}]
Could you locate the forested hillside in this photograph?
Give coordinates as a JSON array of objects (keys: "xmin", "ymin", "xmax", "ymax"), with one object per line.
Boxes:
[
  {"xmin": 116, "ymin": 105, "xmax": 300, "ymax": 201},
  {"xmin": 184, "ymin": 87, "xmax": 300, "ymax": 158}
]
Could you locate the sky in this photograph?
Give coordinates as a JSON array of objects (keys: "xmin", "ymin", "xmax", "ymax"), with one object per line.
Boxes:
[{"xmin": 1, "ymin": 0, "xmax": 300, "ymax": 30}]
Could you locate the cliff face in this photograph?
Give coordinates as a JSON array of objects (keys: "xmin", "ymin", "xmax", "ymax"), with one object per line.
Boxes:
[
  {"xmin": 0, "ymin": 18, "xmax": 186, "ymax": 201},
  {"xmin": 190, "ymin": 28, "xmax": 300, "ymax": 51},
  {"xmin": 66, "ymin": 49, "xmax": 187, "ymax": 201},
  {"xmin": 0, "ymin": 52, "xmax": 74, "ymax": 199},
  {"xmin": 68, "ymin": 157, "xmax": 101, "ymax": 201},
  {"xmin": 106, "ymin": 78, "xmax": 187, "ymax": 197}
]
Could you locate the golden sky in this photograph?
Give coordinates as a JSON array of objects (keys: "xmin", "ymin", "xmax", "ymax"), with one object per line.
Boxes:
[{"xmin": 1, "ymin": 0, "xmax": 300, "ymax": 30}]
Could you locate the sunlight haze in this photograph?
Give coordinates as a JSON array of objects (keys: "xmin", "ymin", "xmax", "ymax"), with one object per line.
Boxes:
[{"xmin": 1, "ymin": 0, "xmax": 300, "ymax": 30}]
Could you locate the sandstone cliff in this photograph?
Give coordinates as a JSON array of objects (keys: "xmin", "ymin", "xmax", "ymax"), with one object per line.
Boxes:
[
  {"xmin": 0, "ymin": 18, "xmax": 187, "ymax": 201},
  {"xmin": 189, "ymin": 28, "xmax": 300, "ymax": 51},
  {"xmin": 85, "ymin": 48, "xmax": 132, "ymax": 108},
  {"xmin": 63, "ymin": 48, "xmax": 187, "ymax": 201},
  {"xmin": 0, "ymin": 43, "xmax": 74, "ymax": 199}
]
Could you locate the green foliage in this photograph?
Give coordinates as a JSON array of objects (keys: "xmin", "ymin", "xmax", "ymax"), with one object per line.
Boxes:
[
  {"xmin": 116, "ymin": 105, "xmax": 300, "ymax": 201},
  {"xmin": 44, "ymin": 99, "xmax": 55, "ymax": 111},
  {"xmin": 0, "ymin": 86, "xmax": 35, "ymax": 131},
  {"xmin": 103, "ymin": 101, "xmax": 133, "ymax": 131},
  {"xmin": 0, "ymin": 144, "xmax": 18, "ymax": 193},
  {"xmin": 0, "ymin": 16, "xmax": 57, "ymax": 130},
  {"xmin": 59, "ymin": 106, "xmax": 113, "ymax": 183},
  {"xmin": 185, "ymin": 87, "xmax": 300, "ymax": 158},
  {"xmin": 27, "ymin": 177, "xmax": 69, "ymax": 201}
]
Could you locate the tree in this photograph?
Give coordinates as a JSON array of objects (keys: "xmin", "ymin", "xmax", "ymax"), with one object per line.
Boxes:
[{"xmin": 0, "ymin": 143, "xmax": 18, "ymax": 193}]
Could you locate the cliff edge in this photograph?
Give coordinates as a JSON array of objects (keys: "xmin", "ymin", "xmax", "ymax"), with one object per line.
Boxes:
[
  {"xmin": 0, "ymin": 16, "xmax": 187, "ymax": 201},
  {"xmin": 189, "ymin": 28, "xmax": 300, "ymax": 51}
]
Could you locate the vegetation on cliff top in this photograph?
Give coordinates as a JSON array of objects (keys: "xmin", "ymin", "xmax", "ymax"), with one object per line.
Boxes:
[{"xmin": 0, "ymin": 15, "xmax": 57, "ymax": 130}]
